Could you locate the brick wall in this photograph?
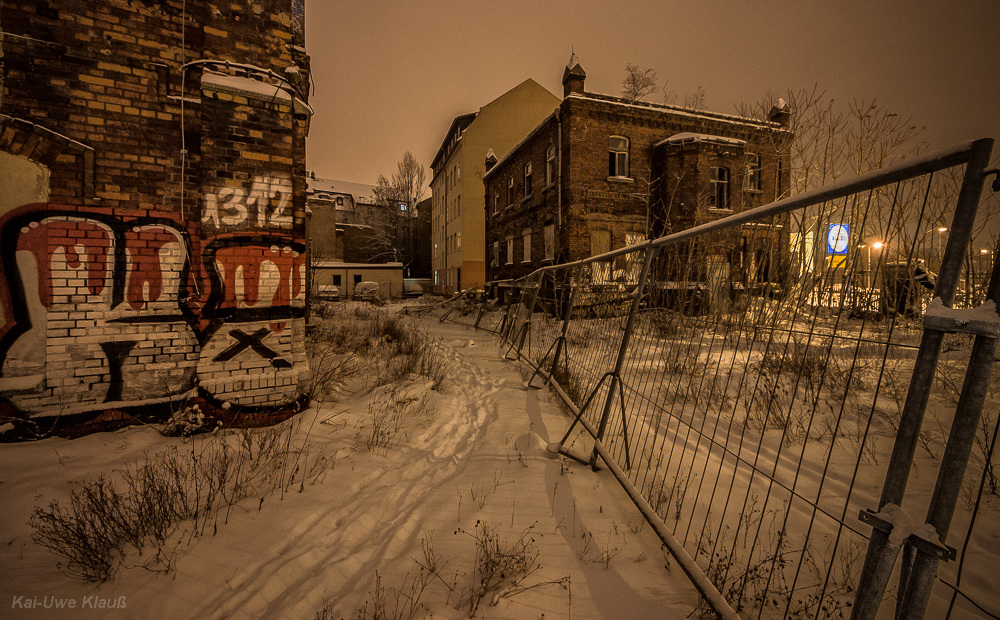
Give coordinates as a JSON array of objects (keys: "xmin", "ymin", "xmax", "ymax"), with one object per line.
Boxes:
[
  {"xmin": 0, "ymin": 0, "xmax": 311, "ymax": 437},
  {"xmin": 485, "ymin": 117, "xmax": 561, "ymax": 281}
]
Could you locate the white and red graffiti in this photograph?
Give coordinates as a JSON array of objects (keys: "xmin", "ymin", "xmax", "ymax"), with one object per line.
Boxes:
[{"xmin": 0, "ymin": 204, "xmax": 307, "ymax": 419}]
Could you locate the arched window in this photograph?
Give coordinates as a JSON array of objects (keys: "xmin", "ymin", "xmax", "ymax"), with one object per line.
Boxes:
[{"xmin": 608, "ymin": 136, "xmax": 629, "ymax": 178}]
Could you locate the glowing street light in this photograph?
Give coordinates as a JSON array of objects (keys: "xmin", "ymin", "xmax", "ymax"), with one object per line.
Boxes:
[
  {"xmin": 861, "ymin": 241, "xmax": 885, "ymax": 289},
  {"xmin": 932, "ymin": 225, "xmax": 948, "ymax": 271}
]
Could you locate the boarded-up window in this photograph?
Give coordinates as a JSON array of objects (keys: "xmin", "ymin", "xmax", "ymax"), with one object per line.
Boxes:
[
  {"xmin": 544, "ymin": 224, "xmax": 555, "ymax": 260},
  {"xmin": 590, "ymin": 229, "xmax": 611, "ymax": 257}
]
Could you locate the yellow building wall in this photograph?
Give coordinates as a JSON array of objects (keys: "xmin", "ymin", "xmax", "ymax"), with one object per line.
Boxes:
[{"xmin": 433, "ymin": 79, "xmax": 560, "ymax": 293}]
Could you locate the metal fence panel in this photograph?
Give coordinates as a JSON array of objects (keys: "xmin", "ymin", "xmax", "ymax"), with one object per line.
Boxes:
[{"xmin": 424, "ymin": 139, "xmax": 998, "ymax": 619}]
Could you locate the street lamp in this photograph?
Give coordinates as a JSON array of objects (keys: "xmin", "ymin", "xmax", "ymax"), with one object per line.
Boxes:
[
  {"xmin": 870, "ymin": 241, "xmax": 885, "ymax": 291},
  {"xmin": 980, "ymin": 248, "xmax": 992, "ymax": 301},
  {"xmin": 858, "ymin": 243, "xmax": 869, "ymax": 289},
  {"xmin": 934, "ymin": 225, "xmax": 948, "ymax": 271}
]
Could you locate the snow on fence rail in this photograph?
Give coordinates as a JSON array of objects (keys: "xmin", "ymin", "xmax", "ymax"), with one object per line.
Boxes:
[{"xmin": 426, "ymin": 138, "xmax": 1000, "ymax": 619}]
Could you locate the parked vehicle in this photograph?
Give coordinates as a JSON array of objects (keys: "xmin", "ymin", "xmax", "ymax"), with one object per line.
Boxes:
[
  {"xmin": 403, "ymin": 278, "xmax": 429, "ymax": 298},
  {"xmin": 353, "ymin": 281, "xmax": 381, "ymax": 302},
  {"xmin": 314, "ymin": 284, "xmax": 340, "ymax": 301}
]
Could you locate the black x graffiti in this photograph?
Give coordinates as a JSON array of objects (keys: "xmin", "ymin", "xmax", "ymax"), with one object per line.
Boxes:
[{"xmin": 213, "ymin": 327, "xmax": 292, "ymax": 368}]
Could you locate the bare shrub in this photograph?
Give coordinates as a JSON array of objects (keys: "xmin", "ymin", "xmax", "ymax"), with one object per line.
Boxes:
[
  {"xmin": 457, "ymin": 521, "xmax": 540, "ymax": 616},
  {"xmin": 645, "ymin": 309, "xmax": 684, "ymax": 338},
  {"xmin": 352, "ymin": 570, "xmax": 431, "ymax": 620},
  {"xmin": 29, "ymin": 426, "xmax": 313, "ymax": 582}
]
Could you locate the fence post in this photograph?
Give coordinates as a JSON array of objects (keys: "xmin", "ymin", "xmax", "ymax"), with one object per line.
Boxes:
[
  {"xmin": 548, "ymin": 265, "xmax": 581, "ymax": 382},
  {"xmin": 509, "ymin": 275, "xmax": 541, "ymax": 359},
  {"xmin": 502, "ymin": 282, "xmax": 528, "ymax": 344},
  {"xmin": 496, "ymin": 284, "xmax": 517, "ymax": 339},
  {"xmin": 891, "ymin": 140, "xmax": 997, "ymax": 619},
  {"xmin": 851, "ymin": 137, "xmax": 994, "ymax": 619},
  {"xmin": 589, "ymin": 245, "xmax": 656, "ymax": 470},
  {"xmin": 473, "ymin": 285, "xmax": 489, "ymax": 330}
]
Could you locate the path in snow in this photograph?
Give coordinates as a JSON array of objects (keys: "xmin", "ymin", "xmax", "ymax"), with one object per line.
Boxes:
[{"xmin": 0, "ymin": 316, "xmax": 701, "ymax": 619}]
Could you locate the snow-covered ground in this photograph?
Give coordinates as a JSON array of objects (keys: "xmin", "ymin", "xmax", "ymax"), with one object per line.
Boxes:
[
  {"xmin": 0, "ymin": 308, "xmax": 700, "ymax": 619},
  {"xmin": 464, "ymin": 295, "xmax": 1000, "ymax": 618}
]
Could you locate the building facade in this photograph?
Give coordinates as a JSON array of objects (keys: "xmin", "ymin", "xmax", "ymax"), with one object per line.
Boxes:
[
  {"xmin": 306, "ymin": 175, "xmax": 428, "ymax": 293},
  {"xmin": 430, "ymin": 79, "xmax": 560, "ymax": 294},
  {"xmin": 307, "ymin": 176, "xmax": 379, "ymax": 264},
  {"xmin": 484, "ymin": 62, "xmax": 792, "ymax": 297},
  {"xmin": 0, "ymin": 0, "xmax": 312, "ymax": 437}
]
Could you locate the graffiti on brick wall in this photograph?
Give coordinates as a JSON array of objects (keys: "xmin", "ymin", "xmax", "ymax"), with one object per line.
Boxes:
[
  {"xmin": 0, "ymin": 209, "xmax": 197, "ymax": 412},
  {"xmin": 0, "ymin": 203, "xmax": 307, "ymax": 417},
  {"xmin": 198, "ymin": 235, "xmax": 306, "ymax": 407},
  {"xmin": 201, "ymin": 175, "xmax": 293, "ymax": 231}
]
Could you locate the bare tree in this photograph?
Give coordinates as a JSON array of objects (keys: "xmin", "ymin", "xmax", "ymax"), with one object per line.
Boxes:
[
  {"xmin": 683, "ymin": 85, "xmax": 707, "ymax": 111},
  {"xmin": 621, "ymin": 64, "xmax": 658, "ymax": 103},
  {"xmin": 365, "ymin": 151, "xmax": 428, "ymax": 274},
  {"xmin": 736, "ymin": 88, "xmax": 930, "ymax": 301},
  {"xmin": 375, "ymin": 150, "xmax": 426, "ymax": 211}
]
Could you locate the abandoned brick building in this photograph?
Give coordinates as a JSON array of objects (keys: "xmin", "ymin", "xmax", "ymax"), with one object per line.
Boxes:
[
  {"xmin": 0, "ymin": 0, "xmax": 312, "ymax": 437},
  {"xmin": 484, "ymin": 61, "xmax": 793, "ymax": 298}
]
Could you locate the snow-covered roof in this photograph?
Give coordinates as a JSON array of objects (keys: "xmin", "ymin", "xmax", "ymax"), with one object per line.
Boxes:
[
  {"xmin": 200, "ymin": 71, "xmax": 311, "ymax": 116},
  {"xmin": 313, "ymin": 261, "xmax": 403, "ymax": 269},
  {"xmin": 654, "ymin": 132, "xmax": 747, "ymax": 148},
  {"xmin": 567, "ymin": 92, "xmax": 784, "ymax": 131},
  {"xmin": 307, "ymin": 177, "xmax": 379, "ymax": 205},
  {"xmin": 431, "ymin": 112, "xmax": 478, "ymax": 172}
]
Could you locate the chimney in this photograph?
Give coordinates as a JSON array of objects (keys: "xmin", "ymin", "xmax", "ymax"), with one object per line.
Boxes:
[
  {"xmin": 562, "ymin": 62, "xmax": 586, "ymax": 98},
  {"xmin": 767, "ymin": 97, "xmax": 790, "ymax": 127},
  {"xmin": 484, "ymin": 148, "xmax": 497, "ymax": 174}
]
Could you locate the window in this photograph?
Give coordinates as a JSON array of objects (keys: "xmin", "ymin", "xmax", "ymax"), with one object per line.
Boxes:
[
  {"xmin": 523, "ymin": 161, "xmax": 532, "ymax": 197},
  {"xmin": 608, "ymin": 136, "xmax": 629, "ymax": 178},
  {"xmin": 493, "ymin": 190, "xmax": 500, "ymax": 215},
  {"xmin": 456, "ymin": 195, "xmax": 461, "ymax": 216},
  {"xmin": 590, "ymin": 229, "xmax": 611, "ymax": 257},
  {"xmin": 333, "ymin": 274, "xmax": 342, "ymax": 286},
  {"xmin": 400, "ymin": 203, "xmax": 407, "ymax": 211},
  {"xmin": 506, "ymin": 237, "xmax": 514, "ymax": 264},
  {"xmin": 492, "ymin": 240, "xmax": 499, "ymax": 266},
  {"xmin": 710, "ymin": 166, "xmax": 730, "ymax": 209},
  {"xmin": 777, "ymin": 156, "xmax": 787, "ymax": 196},
  {"xmin": 744, "ymin": 153, "xmax": 761, "ymax": 191},
  {"xmin": 522, "ymin": 228, "xmax": 532, "ymax": 263},
  {"xmin": 456, "ymin": 231, "xmax": 461, "ymax": 250},
  {"xmin": 507, "ymin": 177, "xmax": 514, "ymax": 207},
  {"xmin": 544, "ymin": 224, "xmax": 555, "ymax": 260},
  {"xmin": 546, "ymin": 145, "xmax": 556, "ymax": 186}
]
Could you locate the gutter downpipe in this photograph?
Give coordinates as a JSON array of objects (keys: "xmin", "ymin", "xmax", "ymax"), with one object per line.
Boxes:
[{"xmin": 557, "ymin": 108, "xmax": 562, "ymax": 231}]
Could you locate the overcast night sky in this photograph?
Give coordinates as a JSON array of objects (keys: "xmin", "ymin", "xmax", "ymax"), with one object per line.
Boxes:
[{"xmin": 304, "ymin": 0, "xmax": 1000, "ymax": 190}]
